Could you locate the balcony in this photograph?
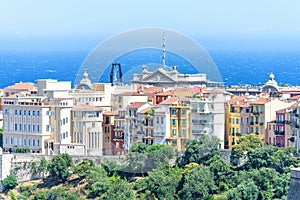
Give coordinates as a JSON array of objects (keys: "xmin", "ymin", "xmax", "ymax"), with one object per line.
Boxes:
[
  {"xmin": 260, "ymin": 122, "xmax": 264, "ymax": 126},
  {"xmin": 113, "ymin": 135, "xmax": 124, "ymax": 140},
  {"xmin": 252, "ymin": 111, "xmax": 260, "ymax": 115},
  {"xmin": 250, "ymin": 122, "xmax": 254, "ymax": 125},
  {"xmin": 136, "ymin": 131, "xmax": 145, "ymax": 135},
  {"xmin": 274, "ymin": 130, "xmax": 285, "ymax": 135}
]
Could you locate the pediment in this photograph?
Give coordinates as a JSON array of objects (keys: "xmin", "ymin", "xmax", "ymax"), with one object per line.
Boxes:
[{"xmin": 142, "ymin": 69, "xmax": 175, "ymax": 82}]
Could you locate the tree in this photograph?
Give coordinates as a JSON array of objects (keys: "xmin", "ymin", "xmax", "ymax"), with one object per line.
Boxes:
[
  {"xmin": 38, "ymin": 157, "xmax": 48, "ymax": 178},
  {"xmin": 74, "ymin": 160, "xmax": 94, "ymax": 178},
  {"xmin": 242, "ymin": 145, "xmax": 278, "ymax": 170},
  {"xmin": 136, "ymin": 167, "xmax": 182, "ymax": 200},
  {"xmin": 231, "ymin": 133, "xmax": 263, "ymax": 165},
  {"xmin": 205, "ymin": 155, "xmax": 233, "ymax": 192},
  {"xmin": 178, "ymin": 165, "xmax": 216, "ymax": 200},
  {"xmin": 226, "ymin": 180, "xmax": 259, "ymax": 200},
  {"xmin": 2, "ymin": 174, "xmax": 18, "ymax": 191},
  {"xmin": 103, "ymin": 179, "xmax": 134, "ymax": 200},
  {"xmin": 47, "ymin": 154, "xmax": 73, "ymax": 181},
  {"xmin": 177, "ymin": 135, "xmax": 220, "ymax": 167},
  {"xmin": 146, "ymin": 144, "xmax": 175, "ymax": 169}
]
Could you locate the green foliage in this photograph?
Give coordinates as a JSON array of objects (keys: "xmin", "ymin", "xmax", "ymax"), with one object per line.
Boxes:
[
  {"xmin": 126, "ymin": 143, "xmax": 175, "ymax": 175},
  {"xmin": 33, "ymin": 189, "xmax": 48, "ymax": 200},
  {"xmin": 74, "ymin": 160, "xmax": 94, "ymax": 178},
  {"xmin": 226, "ymin": 180, "xmax": 260, "ymax": 200},
  {"xmin": 38, "ymin": 157, "xmax": 48, "ymax": 177},
  {"xmin": 230, "ymin": 133, "xmax": 263, "ymax": 165},
  {"xmin": 102, "ymin": 179, "xmax": 134, "ymax": 200},
  {"xmin": 178, "ymin": 165, "xmax": 216, "ymax": 200},
  {"xmin": 273, "ymin": 172, "xmax": 290, "ymax": 199},
  {"xmin": 205, "ymin": 155, "xmax": 233, "ymax": 192},
  {"xmin": 8, "ymin": 190, "xmax": 17, "ymax": 200},
  {"xmin": 136, "ymin": 167, "xmax": 183, "ymax": 200},
  {"xmin": 101, "ymin": 159, "xmax": 123, "ymax": 177},
  {"xmin": 177, "ymin": 135, "xmax": 220, "ymax": 167},
  {"xmin": 2, "ymin": 174, "xmax": 18, "ymax": 191},
  {"xmin": 242, "ymin": 145, "xmax": 278, "ymax": 170},
  {"xmin": 47, "ymin": 154, "xmax": 73, "ymax": 182},
  {"xmin": 19, "ymin": 184, "xmax": 36, "ymax": 197},
  {"xmin": 14, "ymin": 147, "xmax": 29, "ymax": 153}
]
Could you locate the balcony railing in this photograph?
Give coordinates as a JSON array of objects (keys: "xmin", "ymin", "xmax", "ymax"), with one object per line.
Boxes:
[
  {"xmin": 113, "ymin": 135, "xmax": 124, "ymax": 140},
  {"xmin": 274, "ymin": 130, "xmax": 285, "ymax": 135}
]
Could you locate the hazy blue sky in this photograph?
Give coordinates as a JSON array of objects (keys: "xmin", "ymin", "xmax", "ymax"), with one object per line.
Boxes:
[{"xmin": 1, "ymin": 0, "xmax": 300, "ymax": 51}]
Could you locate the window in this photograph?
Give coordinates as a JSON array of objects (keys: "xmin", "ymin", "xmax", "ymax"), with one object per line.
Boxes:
[
  {"xmin": 10, "ymin": 138, "xmax": 13, "ymax": 145},
  {"xmin": 63, "ymin": 132, "xmax": 65, "ymax": 139},
  {"xmin": 28, "ymin": 124, "xmax": 31, "ymax": 131},
  {"xmin": 172, "ymin": 119, "xmax": 176, "ymax": 126},
  {"xmin": 23, "ymin": 110, "xmax": 26, "ymax": 115},
  {"xmin": 37, "ymin": 139, "xmax": 40, "ymax": 147},
  {"xmin": 5, "ymin": 138, "xmax": 8, "ymax": 144},
  {"xmin": 33, "ymin": 139, "xmax": 35, "ymax": 146},
  {"xmin": 24, "ymin": 124, "xmax": 27, "ymax": 131},
  {"xmin": 92, "ymin": 122, "xmax": 95, "ymax": 128},
  {"xmin": 37, "ymin": 111, "xmax": 40, "ymax": 116},
  {"xmin": 182, "ymin": 109, "xmax": 187, "ymax": 116},
  {"xmin": 19, "ymin": 124, "xmax": 22, "ymax": 131},
  {"xmin": 182, "ymin": 128, "xmax": 187, "ymax": 137},
  {"xmin": 28, "ymin": 139, "xmax": 31, "ymax": 146},
  {"xmin": 24, "ymin": 139, "xmax": 27, "ymax": 146},
  {"xmin": 15, "ymin": 123, "xmax": 17, "ymax": 131},
  {"xmin": 182, "ymin": 119, "xmax": 187, "ymax": 126},
  {"xmin": 19, "ymin": 110, "xmax": 22, "ymax": 115},
  {"xmin": 66, "ymin": 132, "xmax": 68, "ymax": 138},
  {"xmin": 33, "ymin": 125, "xmax": 35, "ymax": 132},
  {"xmin": 161, "ymin": 117, "xmax": 164, "ymax": 124},
  {"xmin": 156, "ymin": 117, "xmax": 159, "ymax": 124},
  {"xmin": 236, "ymin": 119, "xmax": 239, "ymax": 124},
  {"xmin": 15, "ymin": 110, "xmax": 18, "ymax": 115},
  {"xmin": 172, "ymin": 129, "xmax": 177, "ymax": 136},
  {"xmin": 32, "ymin": 111, "xmax": 35, "ymax": 116},
  {"xmin": 28, "ymin": 110, "xmax": 31, "ymax": 116},
  {"xmin": 171, "ymin": 109, "xmax": 177, "ymax": 116},
  {"xmin": 66, "ymin": 117, "xmax": 68, "ymax": 123}
]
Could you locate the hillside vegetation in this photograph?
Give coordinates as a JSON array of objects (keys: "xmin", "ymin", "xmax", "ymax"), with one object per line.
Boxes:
[{"xmin": 2, "ymin": 134, "xmax": 298, "ymax": 200}]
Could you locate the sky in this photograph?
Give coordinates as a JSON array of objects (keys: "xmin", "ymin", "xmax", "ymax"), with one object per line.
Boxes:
[{"xmin": 1, "ymin": 0, "xmax": 300, "ymax": 51}]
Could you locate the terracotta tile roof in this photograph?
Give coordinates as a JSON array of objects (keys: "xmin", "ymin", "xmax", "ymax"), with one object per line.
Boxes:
[
  {"xmin": 7, "ymin": 82, "xmax": 36, "ymax": 90},
  {"xmin": 137, "ymin": 85, "xmax": 163, "ymax": 94},
  {"xmin": 250, "ymin": 98, "xmax": 271, "ymax": 105},
  {"xmin": 227, "ymin": 96, "xmax": 247, "ymax": 105},
  {"xmin": 210, "ymin": 89, "xmax": 224, "ymax": 94},
  {"xmin": 156, "ymin": 90, "xmax": 174, "ymax": 96},
  {"xmin": 191, "ymin": 86, "xmax": 203, "ymax": 93},
  {"xmin": 291, "ymin": 101, "xmax": 299, "ymax": 107},
  {"xmin": 128, "ymin": 102, "xmax": 147, "ymax": 109},
  {"xmin": 160, "ymin": 97, "xmax": 178, "ymax": 105}
]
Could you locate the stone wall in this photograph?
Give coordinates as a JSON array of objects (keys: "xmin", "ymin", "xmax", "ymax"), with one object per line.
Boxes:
[
  {"xmin": 288, "ymin": 168, "xmax": 300, "ymax": 200},
  {"xmin": 0, "ymin": 152, "xmax": 125, "ymax": 191}
]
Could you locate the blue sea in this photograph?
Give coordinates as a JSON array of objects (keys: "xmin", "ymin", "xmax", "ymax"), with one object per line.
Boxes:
[{"xmin": 0, "ymin": 50, "xmax": 300, "ymax": 88}]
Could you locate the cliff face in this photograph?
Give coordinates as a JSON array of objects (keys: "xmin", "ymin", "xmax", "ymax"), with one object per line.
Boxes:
[{"xmin": 288, "ymin": 168, "xmax": 300, "ymax": 200}]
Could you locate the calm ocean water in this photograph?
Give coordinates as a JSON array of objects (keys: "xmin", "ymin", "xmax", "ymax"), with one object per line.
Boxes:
[{"xmin": 0, "ymin": 50, "xmax": 299, "ymax": 88}]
